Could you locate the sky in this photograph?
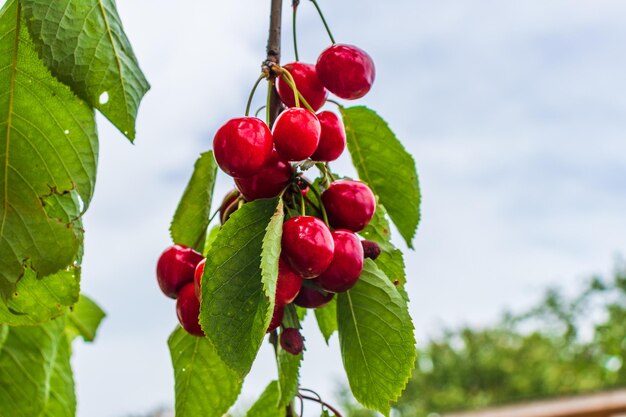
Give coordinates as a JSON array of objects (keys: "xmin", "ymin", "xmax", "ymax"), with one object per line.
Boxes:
[{"xmin": 46, "ymin": 0, "xmax": 626, "ymax": 416}]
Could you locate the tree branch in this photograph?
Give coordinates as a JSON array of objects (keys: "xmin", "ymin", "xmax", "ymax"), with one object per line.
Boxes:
[{"xmin": 266, "ymin": 0, "xmax": 284, "ymax": 126}]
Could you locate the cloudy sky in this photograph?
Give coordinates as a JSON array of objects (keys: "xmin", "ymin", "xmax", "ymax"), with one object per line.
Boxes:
[{"xmin": 59, "ymin": 1, "xmax": 626, "ymax": 416}]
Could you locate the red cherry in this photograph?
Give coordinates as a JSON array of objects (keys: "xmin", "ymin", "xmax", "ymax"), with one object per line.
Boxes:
[
  {"xmin": 267, "ymin": 304, "xmax": 285, "ymax": 333},
  {"xmin": 235, "ymin": 151, "xmax": 293, "ymax": 200},
  {"xmin": 276, "ymin": 257, "xmax": 303, "ymax": 306},
  {"xmin": 156, "ymin": 245, "xmax": 204, "ymax": 299},
  {"xmin": 280, "ymin": 328, "xmax": 304, "ymax": 355},
  {"xmin": 314, "ymin": 230, "xmax": 364, "ymax": 293},
  {"xmin": 276, "ymin": 62, "xmax": 328, "ymax": 111},
  {"xmin": 273, "ymin": 108, "xmax": 321, "ymax": 161},
  {"xmin": 281, "ymin": 216, "xmax": 335, "ymax": 278},
  {"xmin": 220, "ymin": 189, "xmax": 241, "ymax": 224},
  {"xmin": 176, "ymin": 283, "xmax": 204, "ymax": 337},
  {"xmin": 193, "ymin": 258, "xmax": 206, "ymax": 300},
  {"xmin": 311, "ymin": 111, "xmax": 346, "ymax": 162},
  {"xmin": 316, "ymin": 44, "xmax": 376, "ymax": 100},
  {"xmin": 322, "ymin": 180, "xmax": 376, "ymax": 232},
  {"xmin": 213, "ymin": 117, "xmax": 273, "ymax": 178},
  {"xmin": 294, "ymin": 285, "xmax": 334, "ymax": 309},
  {"xmin": 361, "ymin": 240, "xmax": 382, "ymax": 260}
]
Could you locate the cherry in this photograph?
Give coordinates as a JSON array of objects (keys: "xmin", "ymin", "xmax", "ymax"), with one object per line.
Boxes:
[
  {"xmin": 280, "ymin": 328, "xmax": 304, "ymax": 355},
  {"xmin": 213, "ymin": 117, "xmax": 273, "ymax": 178},
  {"xmin": 193, "ymin": 258, "xmax": 206, "ymax": 300},
  {"xmin": 267, "ymin": 304, "xmax": 285, "ymax": 333},
  {"xmin": 281, "ymin": 216, "xmax": 335, "ymax": 278},
  {"xmin": 361, "ymin": 240, "xmax": 381, "ymax": 260},
  {"xmin": 273, "ymin": 108, "xmax": 321, "ymax": 161},
  {"xmin": 176, "ymin": 283, "xmax": 204, "ymax": 337},
  {"xmin": 294, "ymin": 284, "xmax": 334, "ymax": 309},
  {"xmin": 322, "ymin": 180, "xmax": 376, "ymax": 232},
  {"xmin": 316, "ymin": 44, "xmax": 376, "ymax": 100},
  {"xmin": 220, "ymin": 189, "xmax": 241, "ymax": 224},
  {"xmin": 311, "ymin": 111, "xmax": 346, "ymax": 162},
  {"xmin": 276, "ymin": 257, "xmax": 303, "ymax": 306},
  {"xmin": 235, "ymin": 151, "xmax": 293, "ymax": 201},
  {"xmin": 314, "ymin": 230, "xmax": 364, "ymax": 293},
  {"xmin": 156, "ymin": 245, "xmax": 204, "ymax": 299},
  {"xmin": 276, "ymin": 62, "xmax": 328, "ymax": 111}
]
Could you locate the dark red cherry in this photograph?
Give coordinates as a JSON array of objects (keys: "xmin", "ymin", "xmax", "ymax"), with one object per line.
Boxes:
[
  {"xmin": 193, "ymin": 258, "xmax": 206, "ymax": 300},
  {"xmin": 276, "ymin": 62, "xmax": 328, "ymax": 111},
  {"xmin": 156, "ymin": 245, "xmax": 204, "ymax": 299},
  {"xmin": 315, "ymin": 230, "xmax": 364, "ymax": 293},
  {"xmin": 213, "ymin": 117, "xmax": 273, "ymax": 178},
  {"xmin": 276, "ymin": 257, "xmax": 303, "ymax": 306},
  {"xmin": 273, "ymin": 108, "xmax": 321, "ymax": 161},
  {"xmin": 311, "ymin": 111, "xmax": 346, "ymax": 162},
  {"xmin": 220, "ymin": 189, "xmax": 241, "ymax": 224},
  {"xmin": 322, "ymin": 180, "xmax": 376, "ymax": 232},
  {"xmin": 280, "ymin": 328, "xmax": 304, "ymax": 355},
  {"xmin": 361, "ymin": 240, "xmax": 381, "ymax": 260},
  {"xmin": 316, "ymin": 44, "xmax": 376, "ymax": 100},
  {"xmin": 294, "ymin": 285, "xmax": 334, "ymax": 309},
  {"xmin": 235, "ymin": 151, "xmax": 293, "ymax": 200},
  {"xmin": 281, "ymin": 216, "xmax": 335, "ymax": 278},
  {"xmin": 176, "ymin": 283, "xmax": 204, "ymax": 337},
  {"xmin": 267, "ymin": 304, "xmax": 285, "ymax": 333}
]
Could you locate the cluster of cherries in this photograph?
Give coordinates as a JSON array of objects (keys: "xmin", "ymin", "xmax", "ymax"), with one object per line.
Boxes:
[{"xmin": 156, "ymin": 42, "xmax": 379, "ymax": 355}]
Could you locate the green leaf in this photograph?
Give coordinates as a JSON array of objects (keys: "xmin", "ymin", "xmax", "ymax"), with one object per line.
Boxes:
[
  {"xmin": 340, "ymin": 106, "xmax": 420, "ymax": 248},
  {"xmin": 315, "ymin": 298, "xmax": 338, "ymax": 344},
  {"xmin": 0, "ymin": 0, "xmax": 98, "ymax": 299},
  {"xmin": 203, "ymin": 225, "xmax": 220, "ymax": 257},
  {"xmin": 246, "ymin": 381, "xmax": 282, "ymax": 417},
  {"xmin": 170, "ymin": 151, "xmax": 218, "ymax": 252},
  {"xmin": 66, "ymin": 294, "xmax": 105, "ymax": 342},
  {"xmin": 261, "ymin": 199, "xmax": 284, "ymax": 311},
  {"xmin": 0, "ymin": 316, "xmax": 66, "ymax": 417},
  {"xmin": 168, "ymin": 326, "xmax": 242, "ymax": 417},
  {"xmin": 277, "ymin": 306, "xmax": 302, "ymax": 407},
  {"xmin": 40, "ymin": 334, "xmax": 75, "ymax": 417},
  {"xmin": 337, "ymin": 260, "xmax": 416, "ymax": 416},
  {"xmin": 200, "ymin": 198, "xmax": 279, "ymax": 376},
  {"xmin": 20, "ymin": 0, "xmax": 150, "ymax": 140},
  {"xmin": 0, "ymin": 325, "xmax": 7, "ymax": 349},
  {"xmin": 0, "ymin": 266, "xmax": 80, "ymax": 326}
]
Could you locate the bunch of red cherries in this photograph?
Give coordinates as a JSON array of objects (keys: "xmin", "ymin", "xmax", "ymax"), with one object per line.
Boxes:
[{"xmin": 157, "ymin": 42, "xmax": 379, "ymax": 354}]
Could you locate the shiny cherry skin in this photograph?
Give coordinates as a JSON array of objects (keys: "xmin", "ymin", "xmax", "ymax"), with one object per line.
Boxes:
[
  {"xmin": 311, "ymin": 111, "xmax": 346, "ymax": 162},
  {"xmin": 213, "ymin": 117, "xmax": 273, "ymax": 178},
  {"xmin": 280, "ymin": 328, "xmax": 304, "ymax": 355},
  {"xmin": 273, "ymin": 108, "xmax": 321, "ymax": 161},
  {"xmin": 176, "ymin": 283, "xmax": 204, "ymax": 336},
  {"xmin": 275, "ymin": 257, "xmax": 303, "ymax": 306},
  {"xmin": 322, "ymin": 180, "xmax": 376, "ymax": 232},
  {"xmin": 294, "ymin": 285, "xmax": 334, "ymax": 309},
  {"xmin": 316, "ymin": 44, "xmax": 376, "ymax": 100},
  {"xmin": 281, "ymin": 216, "xmax": 335, "ymax": 278},
  {"xmin": 276, "ymin": 62, "xmax": 328, "ymax": 111},
  {"xmin": 235, "ymin": 151, "xmax": 293, "ymax": 201},
  {"xmin": 156, "ymin": 245, "xmax": 204, "ymax": 299},
  {"xmin": 267, "ymin": 304, "xmax": 285, "ymax": 333},
  {"xmin": 220, "ymin": 189, "xmax": 241, "ymax": 224},
  {"xmin": 193, "ymin": 258, "xmax": 206, "ymax": 300},
  {"xmin": 314, "ymin": 230, "xmax": 364, "ymax": 293}
]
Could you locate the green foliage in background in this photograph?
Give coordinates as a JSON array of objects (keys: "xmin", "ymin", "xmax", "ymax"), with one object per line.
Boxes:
[{"xmin": 342, "ymin": 263, "xmax": 626, "ymax": 416}]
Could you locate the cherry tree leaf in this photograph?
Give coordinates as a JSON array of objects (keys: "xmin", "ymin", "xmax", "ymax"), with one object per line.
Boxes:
[
  {"xmin": 168, "ymin": 326, "xmax": 242, "ymax": 417},
  {"xmin": 0, "ymin": 0, "xmax": 98, "ymax": 300},
  {"xmin": 20, "ymin": 0, "xmax": 150, "ymax": 140},
  {"xmin": 340, "ymin": 106, "xmax": 420, "ymax": 248},
  {"xmin": 314, "ymin": 297, "xmax": 337, "ymax": 344},
  {"xmin": 261, "ymin": 199, "xmax": 284, "ymax": 317},
  {"xmin": 200, "ymin": 198, "xmax": 280, "ymax": 376},
  {"xmin": 246, "ymin": 381, "xmax": 282, "ymax": 417},
  {"xmin": 170, "ymin": 151, "xmax": 218, "ymax": 252},
  {"xmin": 65, "ymin": 294, "xmax": 105, "ymax": 342},
  {"xmin": 40, "ymin": 334, "xmax": 75, "ymax": 417},
  {"xmin": 337, "ymin": 260, "xmax": 416, "ymax": 416}
]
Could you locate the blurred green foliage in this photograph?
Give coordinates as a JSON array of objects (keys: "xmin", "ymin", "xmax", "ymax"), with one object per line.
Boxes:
[{"xmin": 342, "ymin": 263, "xmax": 626, "ymax": 416}]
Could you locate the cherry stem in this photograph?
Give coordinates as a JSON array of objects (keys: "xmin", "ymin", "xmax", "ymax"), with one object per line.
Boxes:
[
  {"xmin": 255, "ymin": 105, "xmax": 267, "ymax": 118},
  {"xmin": 309, "ymin": 0, "xmax": 336, "ymax": 44},
  {"xmin": 292, "ymin": 0, "xmax": 300, "ymax": 61},
  {"xmin": 266, "ymin": 79, "xmax": 274, "ymax": 126},
  {"xmin": 303, "ymin": 194, "xmax": 322, "ymax": 215},
  {"xmin": 298, "ymin": 394, "xmax": 343, "ymax": 417},
  {"xmin": 280, "ymin": 68, "xmax": 300, "ymax": 108},
  {"xmin": 298, "ymin": 177, "xmax": 329, "ymax": 225},
  {"xmin": 279, "ymin": 69, "xmax": 315, "ymax": 113},
  {"xmin": 245, "ymin": 74, "xmax": 266, "ymax": 117},
  {"xmin": 326, "ymin": 98, "xmax": 343, "ymax": 108}
]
